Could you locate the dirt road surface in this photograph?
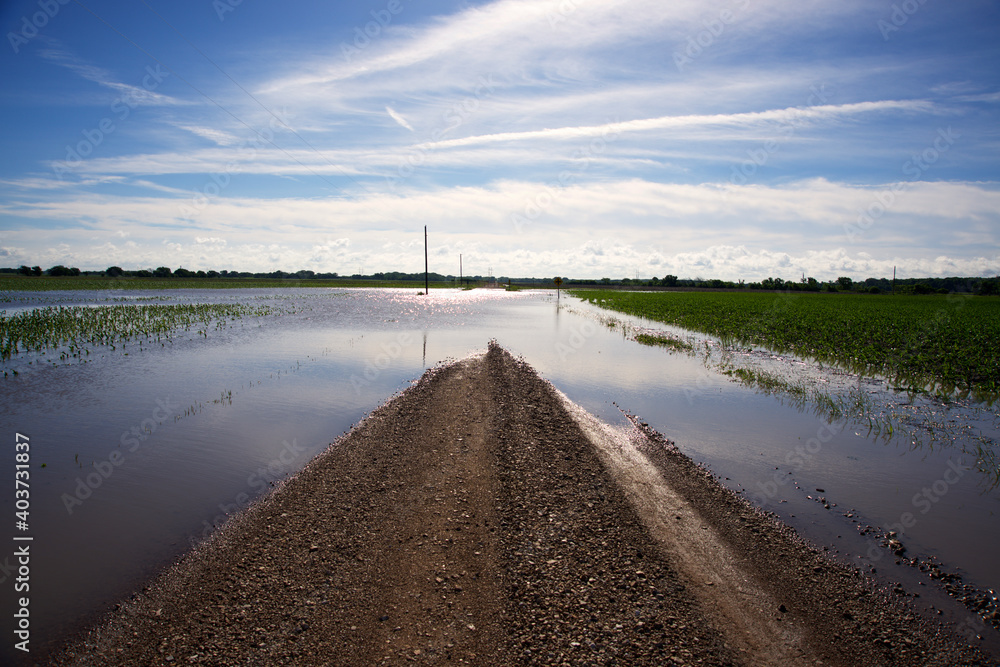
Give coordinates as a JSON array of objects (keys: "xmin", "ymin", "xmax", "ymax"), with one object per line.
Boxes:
[{"xmin": 53, "ymin": 343, "xmax": 994, "ymax": 666}]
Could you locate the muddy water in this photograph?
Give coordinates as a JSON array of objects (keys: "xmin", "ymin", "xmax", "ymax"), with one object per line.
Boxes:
[{"xmin": 0, "ymin": 287, "xmax": 997, "ymax": 659}]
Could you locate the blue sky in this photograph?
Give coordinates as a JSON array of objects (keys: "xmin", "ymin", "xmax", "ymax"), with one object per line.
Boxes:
[{"xmin": 1, "ymin": 0, "xmax": 998, "ymax": 280}]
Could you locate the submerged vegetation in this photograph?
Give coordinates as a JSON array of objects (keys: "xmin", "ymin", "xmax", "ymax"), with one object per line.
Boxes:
[
  {"xmin": 719, "ymin": 366, "xmax": 887, "ymax": 435},
  {"xmin": 633, "ymin": 332, "xmax": 694, "ymax": 352},
  {"xmin": 567, "ymin": 299, "xmax": 999, "ymax": 488},
  {"xmin": 0, "ymin": 303, "xmax": 279, "ymax": 363},
  {"xmin": 573, "ymin": 290, "xmax": 1000, "ymax": 402}
]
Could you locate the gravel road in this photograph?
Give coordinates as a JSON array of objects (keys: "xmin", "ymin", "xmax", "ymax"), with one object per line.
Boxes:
[{"xmin": 52, "ymin": 342, "xmax": 994, "ymax": 666}]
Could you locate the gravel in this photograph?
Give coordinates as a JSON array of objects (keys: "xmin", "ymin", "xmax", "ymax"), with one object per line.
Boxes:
[{"xmin": 51, "ymin": 342, "xmax": 995, "ymax": 666}]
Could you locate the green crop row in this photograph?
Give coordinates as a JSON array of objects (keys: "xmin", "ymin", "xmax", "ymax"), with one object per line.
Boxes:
[
  {"xmin": 572, "ymin": 290, "xmax": 1000, "ymax": 401},
  {"xmin": 0, "ymin": 303, "xmax": 277, "ymax": 361}
]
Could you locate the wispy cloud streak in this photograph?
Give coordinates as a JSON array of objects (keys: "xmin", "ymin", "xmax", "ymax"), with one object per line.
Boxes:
[{"xmin": 416, "ymin": 100, "xmax": 932, "ymax": 150}]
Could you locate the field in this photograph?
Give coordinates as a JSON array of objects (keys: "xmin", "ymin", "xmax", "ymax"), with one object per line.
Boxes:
[
  {"xmin": 572, "ymin": 290, "xmax": 1000, "ymax": 401},
  {"xmin": 0, "ymin": 303, "xmax": 281, "ymax": 366}
]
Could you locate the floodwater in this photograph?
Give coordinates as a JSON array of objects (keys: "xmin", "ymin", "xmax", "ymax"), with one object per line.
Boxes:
[{"xmin": 1, "ymin": 287, "xmax": 998, "ymax": 659}]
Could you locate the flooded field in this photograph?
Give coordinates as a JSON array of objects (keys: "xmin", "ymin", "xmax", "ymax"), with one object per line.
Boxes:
[{"xmin": 1, "ymin": 287, "xmax": 997, "ymax": 658}]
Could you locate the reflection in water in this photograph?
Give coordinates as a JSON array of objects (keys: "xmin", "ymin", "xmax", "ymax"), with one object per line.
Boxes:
[
  {"xmin": 558, "ymin": 296, "xmax": 1000, "ymax": 639},
  {"xmin": 563, "ymin": 300, "xmax": 1000, "ymax": 493},
  {"xmin": 0, "ymin": 287, "xmax": 997, "ymax": 658}
]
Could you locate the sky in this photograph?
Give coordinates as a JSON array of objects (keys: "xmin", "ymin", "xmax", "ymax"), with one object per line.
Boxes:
[{"xmin": 0, "ymin": 0, "xmax": 998, "ymax": 281}]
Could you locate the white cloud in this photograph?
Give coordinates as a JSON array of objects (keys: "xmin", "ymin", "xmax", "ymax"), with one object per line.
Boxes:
[
  {"xmin": 39, "ymin": 46, "xmax": 186, "ymax": 107},
  {"xmin": 4, "ymin": 0, "xmax": 995, "ymax": 284},
  {"xmin": 385, "ymin": 106, "xmax": 414, "ymax": 132},
  {"xmin": 1, "ymin": 178, "xmax": 996, "ymax": 279},
  {"xmin": 40, "ymin": 98, "xmax": 932, "ymax": 184},
  {"xmin": 414, "ymin": 100, "xmax": 929, "ymax": 150},
  {"xmin": 195, "ymin": 237, "xmax": 227, "ymax": 246},
  {"xmin": 260, "ymin": 0, "xmax": 870, "ymax": 105},
  {"xmin": 263, "ymin": 0, "xmax": 609, "ymax": 91},
  {"xmin": 176, "ymin": 125, "xmax": 241, "ymax": 146}
]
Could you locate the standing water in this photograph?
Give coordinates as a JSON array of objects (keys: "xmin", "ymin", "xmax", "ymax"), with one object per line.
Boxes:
[{"xmin": 1, "ymin": 287, "xmax": 997, "ymax": 660}]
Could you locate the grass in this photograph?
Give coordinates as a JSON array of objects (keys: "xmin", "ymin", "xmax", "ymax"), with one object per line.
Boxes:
[
  {"xmin": 724, "ymin": 366, "xmax": 808, "ymax": 397},
  {"xmin": 721, "ymin": 365, "xmax": 899, "ymax": 437},
  {"xmin": 0, "ymin": 303, "xmax": 279, "ymax": 363},
  {"xmin": 633, "ymin": 332, "xmax": 693, "ymax": 352},
  {"xmin": 572, "ymin": 289, "xmax": 1000, "ymax": 401}
]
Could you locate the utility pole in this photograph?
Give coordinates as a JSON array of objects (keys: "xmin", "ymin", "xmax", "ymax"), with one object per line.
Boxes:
[
  {"xmin": 460, "ymin": 253, "xmax": 463, "ymax": 287},
  {"xmin": 424, "ymin": 225, "xmax": 429, "ymax": 295}
]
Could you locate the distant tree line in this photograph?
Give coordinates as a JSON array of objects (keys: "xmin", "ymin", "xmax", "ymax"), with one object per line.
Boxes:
[
  {"xmin": 1, "ymin": 265, "xmax": 345, "ymax": 280},
  {"xmin": 2, "ymin": 265, "xmax": 996, "ymax": 295},
  {"xmin": 9, "ymin": 264, "xmax": 81, "ymax": 277},
  {"xmin": 1, "ymin": 265, "xmax": 510, "ymax": 283},
  {"xmin": 559, "ymin": 274, "xmax": 999, "ymax": 295},
  {"xmin": 2, "ymin": 265, "xmax": 488, "ymax": 283}
]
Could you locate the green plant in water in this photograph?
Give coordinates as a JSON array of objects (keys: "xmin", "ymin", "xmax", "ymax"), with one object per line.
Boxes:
[
  {"xmin": 572, "ymin": 289, "xmax": 1000, "ymax": 403},
  {"xmin": 0, "ymin": 303, "xmax": 279, "ymax": 363},
  {"xmin": 634, "ymin": 332, "xmax": 694, "ymax": 352}
]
